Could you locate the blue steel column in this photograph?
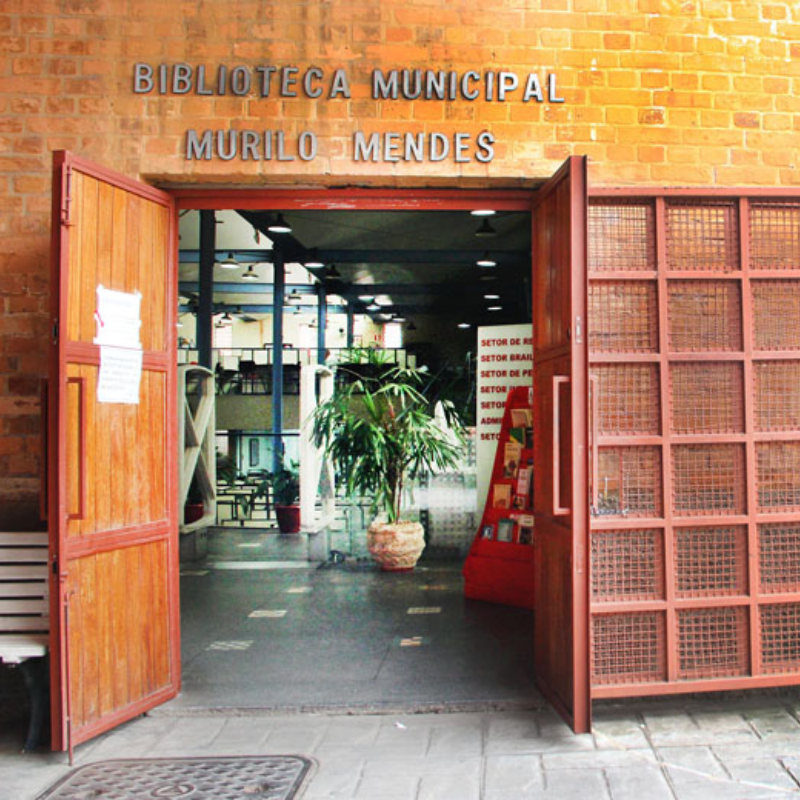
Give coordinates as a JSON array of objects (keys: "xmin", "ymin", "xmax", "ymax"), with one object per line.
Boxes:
[
  {"xmin": 197, "ymin": 210, "xmax": 215, "ymax": 369},
  {"xmin": 317, "ymin": 283, "xmax": 327, "ymax": 364},
  {"xmin": 271, "ymin": 248, "xmax": 285, "ymax": 473}
]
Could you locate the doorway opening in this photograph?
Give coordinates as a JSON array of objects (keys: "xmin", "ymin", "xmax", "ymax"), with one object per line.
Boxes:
[{"xmin": 174, "ymin": 196, "xmax": 541, "ymax": 713}]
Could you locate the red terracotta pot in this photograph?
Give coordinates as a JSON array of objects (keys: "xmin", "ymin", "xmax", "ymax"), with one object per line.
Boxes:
[
  {"xmin": 275, "ymin": 504, "xmax": 301, "ymax": 534},
  {"xmin": 184, "ymin": 503, "xmax": 204, "ymax": 524}
]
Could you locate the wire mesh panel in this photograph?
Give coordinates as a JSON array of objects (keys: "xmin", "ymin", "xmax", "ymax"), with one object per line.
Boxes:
[
  {"xmin": 760, "ymin": 603, "xmax": 800, "ymax": 674},
  {"xmin": 597, "ymin": 446, "xmax": 663, "ymax": 517},
  {"xmin": 589, "ymin": 195, "xmax": 800, "ymax": 697},
  {"xmin": 666, "ymin": 201, "xmax": 739, "ymax": 272},
  {"xmin": 759, "ymin": 523, "xmax": 800, "ymax": 594},
  {"xmin": 672, "ymin": 444, "xmax": 746, "ymax": 516},
  {"xmin": 668, "ymin": 280, "xmax": 743, "ymax": 352},
  {"xmin": 674, "ymin": 526, "xmax": 748, "ymax": 598},
  {"xmin": 752, "ymin": 281, "xmax": 800, "ymax": 350},
  {"xmin": 677, "ymin": 607, "xmax": 750, "ymax": 680},
  {"xmin": 592, "ymin": 364, "xmax": 661, "ymax": 436},
  {"xmin": 591, "ymin": 529, "xmax": 665, "ymax": 602},
  {"xmin": 670, "ymin": 362, "xmax": 744, "ymax": 434},
  {"xmin": 588, "ymin": 281, "xmax": 659, "ymax": 353},
  {"xmin": 756, "ymin": 442, "xmax": 800, "ymax": 512},
  {"xmin": 588, "ymin": 201, "xmax": 656, "ymax": 273},
  {"xmin": 754, "ymin": 361, "xmax": 800, "ymax": 431},
  {"xmin": 750, "ymin": 202, "xmax": 800, "ymax": 270},
  {"xmin": 591, "ymin": 612, "xmax": 667, "ymax": 685}
]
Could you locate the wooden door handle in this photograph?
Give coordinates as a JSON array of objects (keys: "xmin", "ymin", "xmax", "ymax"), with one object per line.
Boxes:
[{"xmin": 553, "ymin": 375, "xmax": 570, "ymax": 517}]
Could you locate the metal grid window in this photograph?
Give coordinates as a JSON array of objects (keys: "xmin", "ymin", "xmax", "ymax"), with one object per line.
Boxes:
[{"xmin": 589, "ymin": 195, "xmax": 800, "ymax": 697}]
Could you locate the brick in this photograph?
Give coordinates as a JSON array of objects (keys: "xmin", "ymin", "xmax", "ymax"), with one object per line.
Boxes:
[
  {"xmin": 734, "ymin": 111, "xmax": 760, "ymax": 128},
  {"xmin": 603, "ymin": 32, "xmax": 631, "ymax": 49},
  {"xmin": 639, "ymin": 108, "xmax": 665, "ymax": 125}
]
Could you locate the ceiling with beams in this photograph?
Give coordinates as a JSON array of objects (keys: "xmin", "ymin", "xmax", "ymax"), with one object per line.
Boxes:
[{"xmin": 178, "ymin": 208, "xmax": 532, "ymax": 325}]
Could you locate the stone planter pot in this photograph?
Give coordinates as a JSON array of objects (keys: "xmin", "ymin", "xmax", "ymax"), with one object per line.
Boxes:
[{"xmin": 367, "ymin": 519, "xmax": 425, "ymax": 572}]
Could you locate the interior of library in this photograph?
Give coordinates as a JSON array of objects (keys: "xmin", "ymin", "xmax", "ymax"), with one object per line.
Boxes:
[{"xmin": 175, "ymin": 202, "xmax": 540, "ymax": 711}]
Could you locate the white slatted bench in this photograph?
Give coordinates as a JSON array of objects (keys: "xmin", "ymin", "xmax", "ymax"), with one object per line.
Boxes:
[{"xmin": 0, "ymin": 532, "xmax": 50, "ymax": 750}]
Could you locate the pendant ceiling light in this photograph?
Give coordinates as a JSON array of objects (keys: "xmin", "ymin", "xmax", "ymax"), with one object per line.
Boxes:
[
  {"xmin": 475, "ymin": 218, "xmax": 496, "ymax": 237},
  {"xmin": 219, "ymin": 252, "xmax": 240, "ymax": 269},
  {"xmin": 476, "ymin": 253, "xmax": 497, "ymax": 267},
  {"xmin": 241, "ymin": 265, "xmax": 259, "ymax": 281},
  {"xmin": 304, "ymin": 248, "xmax": 325, "ymax": 268},
  {"xmin": 268, "ymin": 213, "xmax": 292, "ymax": 234},
  {"xmin": 470, "ymin": 208, "xmax": 496, "ymax": 217}
]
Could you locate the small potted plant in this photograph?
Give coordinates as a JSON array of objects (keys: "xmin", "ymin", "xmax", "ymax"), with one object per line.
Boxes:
[{"xmin": 269, "ymin": 461, "xmax": 301, "ymax": 534}]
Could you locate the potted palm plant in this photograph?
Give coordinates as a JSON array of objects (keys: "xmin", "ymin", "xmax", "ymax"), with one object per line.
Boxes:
[{"xmin": 313, "ymin": 350, "xmax": 466, "ymax": 571}]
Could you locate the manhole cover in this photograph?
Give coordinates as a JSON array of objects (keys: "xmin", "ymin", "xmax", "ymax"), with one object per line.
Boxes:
[{"xmin": 37, "ymin": 756, "xmax": 313, "ymax": 800}]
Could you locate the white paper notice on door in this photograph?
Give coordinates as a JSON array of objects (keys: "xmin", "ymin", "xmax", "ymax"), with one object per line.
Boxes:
[
  {"xmin": 97, "ymin": 346, "xmax": 143, "ymax": 404},
  {"xmin": 94, "ymin": 285, "xmax": 142, "ymax": 349}
]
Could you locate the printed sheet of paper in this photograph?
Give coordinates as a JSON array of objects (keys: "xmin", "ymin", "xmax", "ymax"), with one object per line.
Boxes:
[
  {"xmin": 94, "ymin": 285, "xmax": 144, "ymax": 404},
  {"xmin": 97, "ymin": 346, "xmax": 143, "ymax": 405},
  {"xmin": 94, "ymin": 285, "xmax": 142, "ymax": 348}
]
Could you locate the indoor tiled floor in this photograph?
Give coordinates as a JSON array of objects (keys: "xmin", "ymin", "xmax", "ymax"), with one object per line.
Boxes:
[{"xmin": 174, "ymin": 557, "xmax": 540, "ymax": 712}]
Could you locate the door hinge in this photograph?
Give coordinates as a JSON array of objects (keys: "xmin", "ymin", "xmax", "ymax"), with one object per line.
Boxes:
[
  {"xmin": 52, "ymin": 319, "xmax": 59, "ymax": 344},
  {"xmin": 52, "ymin": 557, "xmax": 58, "ymax": 576},
  {"xmin": 575, "ymin": 315, "xmax": 583, "ymax": 345},
  {"xmin": 61, "ymin": 165, "xmax": 73, "ymax": 226}
]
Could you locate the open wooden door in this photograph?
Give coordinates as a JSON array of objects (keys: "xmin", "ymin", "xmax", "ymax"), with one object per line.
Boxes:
[
  {"xmin": 48, "ymin": 152, "xmax": 179, "ymax": 752},
  {"xmin": 531, "ymin": 156, "xmax": 590, "ymax": 733}
]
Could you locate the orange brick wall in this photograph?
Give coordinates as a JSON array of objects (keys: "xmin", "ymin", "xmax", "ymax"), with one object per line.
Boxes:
[{"xmin": 1, "ymin": 0, "xmax": 799, "ymax": 525}]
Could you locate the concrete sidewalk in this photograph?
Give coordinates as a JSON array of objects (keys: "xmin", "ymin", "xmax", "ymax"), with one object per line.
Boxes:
[{"xmin": 4, "ymin": 693, "xmax": 800, "ymax": 799}]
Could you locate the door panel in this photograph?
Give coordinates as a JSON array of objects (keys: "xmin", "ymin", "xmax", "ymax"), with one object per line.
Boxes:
[
  {"xmin": 532, "ymin": 156, "xmax": 591, "ymax": 733},
  {"xmin": 50, "ymin": 152, "xmax": 179, "ymax": 752}
]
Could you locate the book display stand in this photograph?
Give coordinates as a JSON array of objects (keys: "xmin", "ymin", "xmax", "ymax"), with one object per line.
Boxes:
[{"xmin": 463, "ymin": 386, "xmax": 535, "ymax": 609}]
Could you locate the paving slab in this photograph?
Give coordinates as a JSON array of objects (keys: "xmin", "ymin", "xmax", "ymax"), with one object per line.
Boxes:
[
  {"xmin": 541, "ymin": 767, "xmax": 611, "ymax": 799},
  {"xmin": 605, "ymin": 763, "xmax": 674, "ymax": 800},
  {"xmin": 483, "ymin": 753, "xmax": 544, "ymax": 794}
]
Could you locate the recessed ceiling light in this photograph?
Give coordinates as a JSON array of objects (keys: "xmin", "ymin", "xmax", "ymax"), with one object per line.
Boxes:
[
  {"xmin": 457, "ymin": 322, "xmax": 471, "ymax": 329},
  {"xmin": 470, "ymin": 209, "xmax": 496, "ymax": 216},
  {"xmin": 218, "ymin": 252, "xmax": 240, "ymax": 269},
  {"xmin": 268, "ymin": 213, "xmax": 292, "ymax": 234},
  {"xmin": 487, "ymin": 305, "xmax": 503, "ymax": 311},
  {"xmin": 358, "ymin": 294, "xmax": 375, "ymax": 302},
  {"xmin": 240, "ymin": 266, "xmax": 259, "ymax": 281},
  {"xmin": 484, "ymin": 294, "xmax": 500, "ymax": 299},
  {"xmin": 392, "ymin": 315, "xmax": 406, "ymax": 323},
  {"xmin": 477, "ymin": 254, "xmax": 497, "ymax": 267},
  {"xmin": 366, "ymin": 303, "xmax": 381, "ymax": 311}
]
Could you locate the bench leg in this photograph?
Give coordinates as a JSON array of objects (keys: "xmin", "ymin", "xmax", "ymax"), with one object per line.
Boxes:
[{"xmin": 18, "ymin": 656, "xmax": 49, "ymax": 751}]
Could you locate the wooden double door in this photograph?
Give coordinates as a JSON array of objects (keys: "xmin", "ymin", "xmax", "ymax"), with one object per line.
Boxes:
[{"xmin": 47, "ymin": 153, "xmax": 591, "ymax": 749}]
